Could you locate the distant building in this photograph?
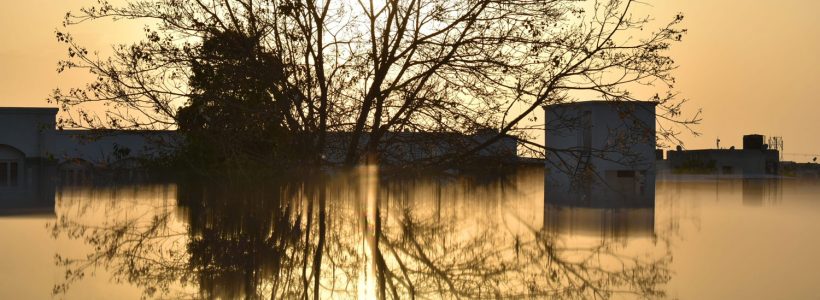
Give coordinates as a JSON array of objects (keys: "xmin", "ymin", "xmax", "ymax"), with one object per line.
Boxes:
[
  {"xmin": 665, "ymin": 134, "xmax": 780, "ymax": 176},
  {"xmin": 780, "ymin": 161, "xmax": 820, "ymax": 178},
  {"xmin": 544, "ymin": 101, "xmax": 657, "ymax": 206}
]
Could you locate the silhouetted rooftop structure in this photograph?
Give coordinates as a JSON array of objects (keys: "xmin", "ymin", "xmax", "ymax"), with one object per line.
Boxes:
[{"xmin": 664, "ymin": 134, "xmax": 780, "ymax": 177}]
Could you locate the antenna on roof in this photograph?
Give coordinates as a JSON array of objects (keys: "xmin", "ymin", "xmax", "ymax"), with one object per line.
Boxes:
[{"xmin": 767, "ymin": 136, "xmax": 784, "ymax": 160}]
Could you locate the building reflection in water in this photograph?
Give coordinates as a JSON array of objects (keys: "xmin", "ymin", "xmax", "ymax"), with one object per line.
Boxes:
[
  {"xmin": 544, "ymin": 205, "xmax": 654, "ymax": 239},
  {"xmin": 0, "ymin": 157, "xmax": 161, "ymax": 218},
  {"xmin": 544, "ymin": 166, "xmax": 656, "ymax": 239},
  {"xmin": 742, "ymin": 179, "xmax": 782, "ymax": 206},
  {"xmin": 0, "ymin": 165, "xmax": 55, "ymax": 217}
]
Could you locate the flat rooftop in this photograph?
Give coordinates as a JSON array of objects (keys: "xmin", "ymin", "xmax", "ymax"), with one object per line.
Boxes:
[
  {"xmin": 0, "ymin": 107, "xmax": 59, "ymax": 114},
  {"xmin": 543, "ymin": 100, "xmax": 658, "ymax": 108}
]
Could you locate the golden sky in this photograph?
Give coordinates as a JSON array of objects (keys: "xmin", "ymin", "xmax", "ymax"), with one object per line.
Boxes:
[{"xmin": 1, "ymin": 1, "xmax": 818, "ymax": 161}]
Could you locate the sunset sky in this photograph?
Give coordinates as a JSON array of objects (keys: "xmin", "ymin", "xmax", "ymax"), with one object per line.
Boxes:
[{"xmin": 1, "ymin": 0, "xmax": 818, "ymax": 161}]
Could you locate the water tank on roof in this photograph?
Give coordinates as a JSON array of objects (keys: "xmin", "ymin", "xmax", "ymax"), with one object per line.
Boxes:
[{"xmin": 743, "ymin": 134, "xmax": 765, "ymax": 150}]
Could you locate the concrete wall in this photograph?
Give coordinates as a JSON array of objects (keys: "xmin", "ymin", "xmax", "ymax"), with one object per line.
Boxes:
[
  {"xmin": 51, "ymin": 130, "xmax": 177, "ymax": 165},
  {"xmin": 322, "ymin": 131, "xmax": 518, "ymax": 165},
  {"xmin": 544, "ymin": 101, "xmax": 656, "ymax": 206}
]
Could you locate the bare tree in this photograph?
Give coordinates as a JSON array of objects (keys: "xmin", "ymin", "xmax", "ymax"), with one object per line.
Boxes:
[{"xmin": 51, "ymin": 0, "xmax": 696, "ymax": 167}]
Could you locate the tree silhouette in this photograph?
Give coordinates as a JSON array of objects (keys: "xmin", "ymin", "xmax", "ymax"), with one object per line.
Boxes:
[
  {"xmin": 51, "ymin": 0, "xmax": 697, "ymax": 167},
  {"xmin": 176, "ymin": 29, "xmax": 310, "ymax": 169}
]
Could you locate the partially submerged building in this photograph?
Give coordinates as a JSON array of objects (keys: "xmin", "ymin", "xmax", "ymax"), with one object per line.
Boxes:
[
  {"xmin": 544, "ymin": 101, "xmax": 657, "ymax": 206},
  {"xmin": 665, "ymin": 134, "xmax": 780, "ymax": 176},
  {"xmin": 0, "ymin": 107, "xmax": 176, "ymax": 208}
]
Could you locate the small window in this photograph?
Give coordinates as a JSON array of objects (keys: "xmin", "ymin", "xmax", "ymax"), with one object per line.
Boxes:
[
  {"xmin": 9, "ymin": 162, "xmax": 18, "ymax": 186},
  {"xmin": 0, "ymin": 162, "xmax": 7, "ymax": 187},
  {"xmin": 0, "ymin": 161, "xmax": 21, "ymax": 187},
  {"xmin": 617, "ymin": 170, "xmax": 635, "ymax": 178}
]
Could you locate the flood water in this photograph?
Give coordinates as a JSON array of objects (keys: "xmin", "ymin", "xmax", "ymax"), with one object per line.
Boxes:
[{"xmin": 1, "ymin": 167, "xmax": 819, "ymax": 299}]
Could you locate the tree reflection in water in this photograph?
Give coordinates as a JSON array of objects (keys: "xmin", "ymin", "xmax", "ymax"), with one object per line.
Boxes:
[{"xmin": 49, "ymin": 167, "xmax": 672, "ymax": 299}]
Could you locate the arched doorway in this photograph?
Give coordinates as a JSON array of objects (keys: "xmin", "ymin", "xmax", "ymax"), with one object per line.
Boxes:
[{"xmin": 0, "ymin": 144, "xmax": 25, "ymax": 187}]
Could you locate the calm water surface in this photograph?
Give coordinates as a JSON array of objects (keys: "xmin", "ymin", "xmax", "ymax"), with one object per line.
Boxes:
[{"xmin": 1, "ymin": 167, "xmax": 819, "ymax": 299}]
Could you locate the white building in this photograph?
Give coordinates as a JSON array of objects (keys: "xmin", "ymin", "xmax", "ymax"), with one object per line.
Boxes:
[{"xmin": 544, "ymin": 101, "xmax": 656, "ymax": 207}]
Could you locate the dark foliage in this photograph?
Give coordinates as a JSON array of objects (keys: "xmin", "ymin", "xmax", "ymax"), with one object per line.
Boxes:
[{"xmin": 177, "ymin": 30, "xmax": 312, "ymax": 171}]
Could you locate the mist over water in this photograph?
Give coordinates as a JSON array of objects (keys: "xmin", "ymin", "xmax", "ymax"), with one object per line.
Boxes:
[{"xmin": 1, "ymin": 168, "xmax": 819, "ymax": 299}]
